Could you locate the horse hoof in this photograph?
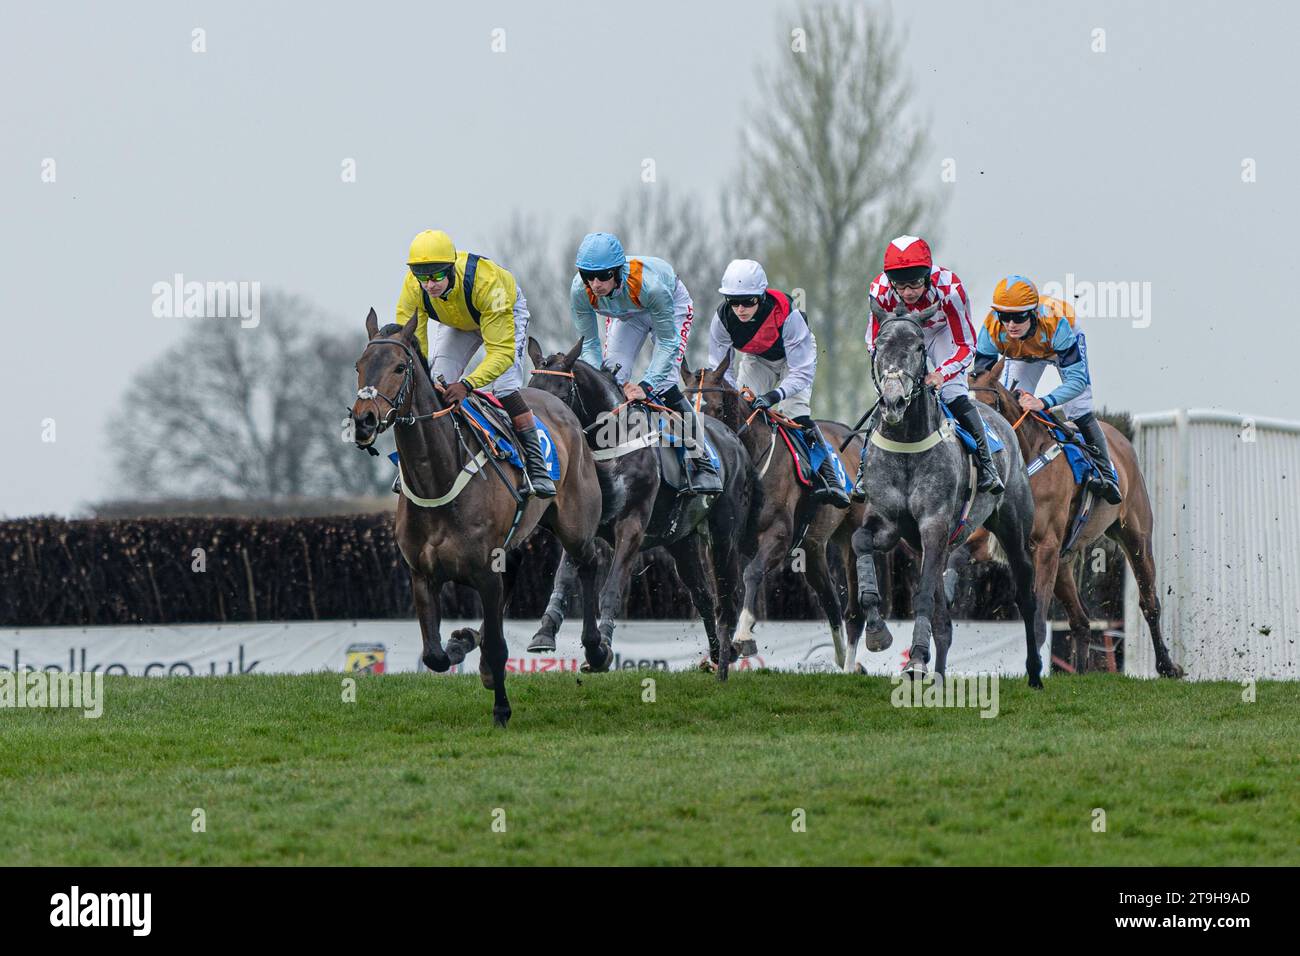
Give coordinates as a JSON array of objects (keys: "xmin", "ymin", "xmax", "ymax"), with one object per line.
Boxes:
[
  {"xmin": 1160, "ymin": 662, "xmax": 1185, "ymax": 679},
  {"xmin": 527, "ymin": 632, "xmax": 556, "ymax": 654},
  {"xmin": 863, "ymin": 622, "xmax": 893, "ymax": 653},
  {"xmin": 446, "ymin": 630, "xmax": 478, "ymax": 665},
  {"xmin": 697, "ymin": 656, "xmax": 717, "ymax": 673},
  {"xmin": 422, "ymin": 653, "xmax": 451, "ymax": 673},
  {"xmin": 735, "ymin": 639, "xmax": 758, "ymax": 657},
  {"xmin": 1028, "ymin": 674, "xmax": 1044, "ymax": 690},
  {"xmin": 492, "ymin": 707, "xmax": 511, "ymax": 729},
  {"xmin": 580, "ymin": 641, "xmax": 614, "ymax": 673},
  {"xmin": 854, "ymin": 663, "xmax": 866, "ymax": 675}
]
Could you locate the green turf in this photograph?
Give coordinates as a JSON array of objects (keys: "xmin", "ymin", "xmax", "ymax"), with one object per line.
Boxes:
[{"xmin": 1, "ymin": 671, "xmax": 1295, "ymax": 865}]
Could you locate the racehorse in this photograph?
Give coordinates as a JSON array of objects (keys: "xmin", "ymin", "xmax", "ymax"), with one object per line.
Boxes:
[
  {"xmin": 850, "ymin": 301, "xmax": 1043, "ymax": 686},
  {"xmin": 683, "ymin": 354, "xmax": 870, "ymax": 669},
  {"xmin": 525, "ymin": 338, "xmax": 759, "ymax": 679},
  {"xmin": 350, "ymin": 310, "xmax": 605, "ymax": 726},
  {"xmin": 948, "ymin": 360, "xmax": 1183, "ymax": 677}
]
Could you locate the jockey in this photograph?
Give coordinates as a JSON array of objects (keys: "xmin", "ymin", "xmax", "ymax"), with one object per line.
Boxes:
[
  {"xmin": 708, "ymin": 259, "xmax": 849, "ymax": 509},
  {"xmin": 570, "ymin": 231, "xmax": 722, "ymax": 496},
  {"xmin": 854, "ymin": 234, "xmax": 1005, "ymax": 498},
  {"xmin": 395, "ymin": 229, "xmax": 555, "ymax": 498},
  {"xmin": 973, "ymin": 275, "xmax": 1122, "ymax": 504}
]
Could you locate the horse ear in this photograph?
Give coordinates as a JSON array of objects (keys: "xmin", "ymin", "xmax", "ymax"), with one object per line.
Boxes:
[
  {"xmin": 869, "ymin": 299, "xmax": 891, "ymax": 321},
  {"xmin": 679, "ymin": 358, "xmax": 693, "ymax": 384},
  {"xmin": 398, "ymin": 313, "xmax": 419, "ymax": 343},
  {"xmin": 527, "ymin": 335, "xmax": 545, "ymax": 368},
  {"xmin": 562, "ymin": 337, "xmax": 583, "ymax": 369},
  {"xmin": 914, "ymin": 302, "xmax": 941, "ymax": 323},
  {"xmin": 365, "ymin": 308, "xmax": 379, "ymax": 340},
  {"xmin": 715, "ymin": 349, "xmax": 732, "ymax": 381},
  {"xmin": 990, "ymin": 357, "xmax": 1005, "ymax": 382}
]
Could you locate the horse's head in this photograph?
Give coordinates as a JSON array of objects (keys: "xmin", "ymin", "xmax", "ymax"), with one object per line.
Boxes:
[
  {"xmin": 680, "ymin": 351, "xmax": 734, "ymax": 423},
  {"xmin": 870, "ymin": 300, "xmax": 936, "ymax": 425},
  {"xmin": 527, "ymin": 336, "xmax": 620, "ymax": 420},
  {"xmin": 350, "ymin": 307, "xmax": 429, "ymax": 449}
]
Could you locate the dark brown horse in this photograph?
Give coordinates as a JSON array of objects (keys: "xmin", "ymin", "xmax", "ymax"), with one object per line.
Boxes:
[
  {"xmin": 350, "ymin": 309, "xmax": 606, "ymax": 727},
  {"xmin": 952, "ymin": 360, "xmax": 1182, "ymax": 677},
  {"xmin": 683, "ymin": 355, "xmax": 869, "ymax": 668}
]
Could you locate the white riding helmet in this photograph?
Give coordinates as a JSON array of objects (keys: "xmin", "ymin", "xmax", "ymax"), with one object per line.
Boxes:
[{"xmin": 718, "ymin": 259, "xmax": 768, "ymax": 297}]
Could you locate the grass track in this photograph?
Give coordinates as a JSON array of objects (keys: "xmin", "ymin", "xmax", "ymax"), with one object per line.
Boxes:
[{"xmin": 2, "ymin": 671, "xmax": 1296, "ymax": 865}]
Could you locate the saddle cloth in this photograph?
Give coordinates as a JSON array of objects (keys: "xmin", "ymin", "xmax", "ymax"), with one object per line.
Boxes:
[
  {"xmin": 653, "ymin": 414, "xmax": 722, "ymax": 492},
  {"xmin": 389, "ymin": 391, "xmax": 561, "ymax": 480},
  {"xmin": 775, "ymin": 424, "xmax": 852, "ymax": 493},
  {"xmin": 939, "ymin": 402, "xmax": 1006, "ymax": 455}
]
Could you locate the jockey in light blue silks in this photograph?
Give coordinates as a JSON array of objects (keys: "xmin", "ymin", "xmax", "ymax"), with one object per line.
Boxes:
[
  {"xmin": 973, "ymin": 274, "xmax": 1122, "ymax": 504},
  {"xmin": 569, "ymin": 232, "xmax": 722, "ymax": 496}
]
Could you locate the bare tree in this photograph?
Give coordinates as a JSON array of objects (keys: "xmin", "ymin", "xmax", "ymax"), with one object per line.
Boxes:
[
  {"xmin": 487, "ymin": 211, "xmax": 588, "ymax": 356},
  {"xmin": 742, "ymin": 2, "xmax": 943, "ymax": 422},
  {"xmin": 110, "ymin": 290, "xmax": 388, "ymax": 500}
]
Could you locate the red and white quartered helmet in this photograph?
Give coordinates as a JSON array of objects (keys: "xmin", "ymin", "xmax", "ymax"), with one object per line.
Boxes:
[{"xmin": 883, "ymin": 235, "xmax": 933, "ymax": 285}]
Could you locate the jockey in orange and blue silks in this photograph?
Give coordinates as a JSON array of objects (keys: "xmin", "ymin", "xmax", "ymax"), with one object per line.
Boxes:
[
  {"xmin": 973, "ymin": 274, "xmax": 1122, "ymax": 504},
  {"xmin": 569, "ymin": 231, "xmax": 721, "ymax": 496}
]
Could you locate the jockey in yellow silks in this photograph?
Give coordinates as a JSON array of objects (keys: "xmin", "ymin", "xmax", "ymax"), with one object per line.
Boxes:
[{"xmin": 394, "ymin": 229, "xmax": 555, "ymax": 497}]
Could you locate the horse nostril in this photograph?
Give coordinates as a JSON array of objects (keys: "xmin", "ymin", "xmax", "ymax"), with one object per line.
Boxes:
[{"xmin": 360, "ymin": 410, "xmax": 376, "ymax": 428}]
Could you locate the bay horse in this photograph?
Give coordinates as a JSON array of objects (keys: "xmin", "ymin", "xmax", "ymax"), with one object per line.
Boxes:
[
  {"xmin": 683, "ymin": 354, "xmax": 870, "ymax": 669},
  {"xmin": 524, "ymin": 338, "xmax": 758, "ymax": 679},
  {"xmin": 949, "ymin": 360, "xmax": 1182, "ymax": 677},
  {"xmin": 350, "ymin": 310, "xmax": 605, "ymax": 727},
  {"xmin": 851, "ymin": 302, "xmax": 1043, "ymax": 686}
]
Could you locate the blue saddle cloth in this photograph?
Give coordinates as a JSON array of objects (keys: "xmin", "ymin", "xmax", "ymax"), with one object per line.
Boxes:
[
  {"xmin": 785, "ymin": 428, "xmax": 853, "ymax": 494},
  {"xmin": 389, "ymin": 399, "xmax": 561, "ymax": 480},
  {"xmin": 939, "ymin": 402, "xmax": 1005, "ymax": 454},
  {"xmin": 1039, "ymin": 419, "xmax": 1117, "ymax": 487},
  {"xmin": 654, "ymin": 415, "xmax": 722, "ymax": 470}
]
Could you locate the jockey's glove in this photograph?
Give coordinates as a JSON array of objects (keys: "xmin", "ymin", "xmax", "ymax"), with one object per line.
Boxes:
[{"xmin": 751, "ymin": 390, "xmax": 782, "ymax": 411}]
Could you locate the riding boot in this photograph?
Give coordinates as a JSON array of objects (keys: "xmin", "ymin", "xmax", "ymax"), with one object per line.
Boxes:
[
  {"xmin": 1073, "ymin": 412, "xmax": 1123, "ymax": 505},
  {"xmin": 798, "ymin": 418, "xmax": 850, "ymax": 509},
  {"xmin": 850, "ymin": 408, "xmax": 878, "ymax": 502},
  {"xmin": 669, "ymin": 394, "xmax": 723, "ymax": 496},
  {"xmin": 515, "ymin": 423, "xmax": 557, "ymax": 499},
  {"xmin": 948, "ymin": 395, "xmax": 1005, "ymax": 495}
]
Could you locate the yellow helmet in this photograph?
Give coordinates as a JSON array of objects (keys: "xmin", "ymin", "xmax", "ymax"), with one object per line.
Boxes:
[
  {"xmin": 991, "ymin": 274, "xmax": 1039, "ymax": 313},
  {"xmin": 407, "ymin": 230, "xmax": 457, "ymax": 267}
]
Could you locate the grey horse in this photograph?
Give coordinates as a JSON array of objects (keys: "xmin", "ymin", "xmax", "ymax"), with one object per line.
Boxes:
[{"xmin": 849, "ymin": 301, "xmax": 1044, "ymax": 687}]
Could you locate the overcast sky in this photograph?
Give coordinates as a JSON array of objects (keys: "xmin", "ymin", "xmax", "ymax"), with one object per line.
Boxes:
[{"xmin": 2, "ymin": 0, "xmax": 1295, "ymax": 517}]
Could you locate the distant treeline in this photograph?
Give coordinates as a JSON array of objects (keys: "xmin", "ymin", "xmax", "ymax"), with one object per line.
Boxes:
[{"xmin": 0, "ymin": 515, "xmax": 1125, "ymax": 628}]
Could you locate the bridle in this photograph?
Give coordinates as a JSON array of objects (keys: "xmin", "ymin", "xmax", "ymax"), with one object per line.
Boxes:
[
  {"xmin": 354, "ymin": 337, "xmax": 454, "ymax": 437},
  {"xmin": 531, "ymin": 366, "xmax": 589, "ymax": 422}
]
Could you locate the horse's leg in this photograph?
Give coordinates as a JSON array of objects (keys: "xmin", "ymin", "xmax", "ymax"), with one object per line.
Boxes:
[
  {"xmin": 988, "ymin": 508, "xmax": 1044, "ymax": 689},
  {"xmin": 735, "ymin": 520, "xmax": 791, "ymax": 658},
  {"xmin": 473, "ymin": 570, "xmax": 511, "ymax": 728},
  {"xmin": 708, "ymin": 517, "xmax": 744, "ymax": 665},
  {"xmin": 804, "ymin": 540, "xmax": 847, "ymax": 669},
  {"xmin": 931, "ymin": 575, "xmax": 953, "ymax": 680},
  {"xmin": 412, "ymin": 569, "xmax": 451, "ymax": 672},
  {"xmin": 1053, "ymin": 557, "xmax": 1093, "ymax": 674},
  {"xmin": 851, "ymin": 519, "xmax": 900, "ymax": 669},
  {"xmin": 907, "ymin": 519, "xmax": 952, "ymax": 680},
  {"xmin": 529, "ymin": 548, "xmax": 577, "ymax": 653},
  {"xmin": 840, "ymin": 535, "xmax": 865, "ymax": 660},
  {"xmin": 669, "ymin": 534, "xmax": 727, "ymax": 680},
  {"xmin": 595, "ymin": 513, "xmax": 648, "ymax": 653},
  {"xmin": 1108, "ymin": 519, "xmax": 1183, "ymax": 678}
]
